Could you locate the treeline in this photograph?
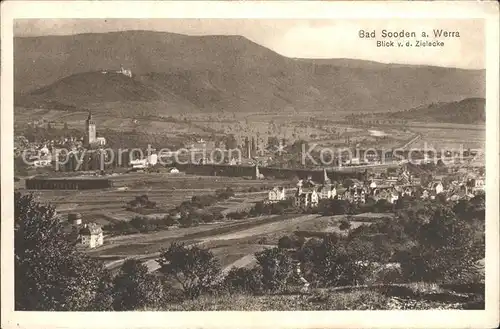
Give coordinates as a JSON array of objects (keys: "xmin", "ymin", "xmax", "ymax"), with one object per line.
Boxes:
[
  {"xmin": 384, "ymin": 98, "xmax": 485, "ymax": 125},
  {"xmin": 15, "ymin": 191, "xmax": 485, "ymax": 311},
  {"xmin": 344, "ymin": 98, "xmax": 485, "ymax": 125},
  {"xmin": 226, "ymin": 199, "xmax": 296, "ymax": 220}
]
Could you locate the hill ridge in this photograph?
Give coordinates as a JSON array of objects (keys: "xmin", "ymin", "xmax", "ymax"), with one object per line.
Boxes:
[{"xmin": 15, "ymin": 30, "xmax": 485, "ymax": 114}]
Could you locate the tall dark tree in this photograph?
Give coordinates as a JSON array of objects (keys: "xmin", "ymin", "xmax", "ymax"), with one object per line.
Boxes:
[
  {"xmin": 225, "ymin": 134, "xmax": 238, "ymax": 150},
  {"xmin": 267, "ymin": 136, "xmax": 280, "ymax": 151},
  {"xmin": 255, "ymin": 247, "xmax": 294, "ymax": 292},
  {"xmin": 15, "ymin": 193, "xmax": 111, "ymax": 310},
  {"xmin": 112, "ymin": 259, "xmax": 164, "ymax": 310},
  {"xmin": 157, "ymin": 242, "xmax": 222, "ymax": 299},
  {"xmin": 396, "ymin": 202, "xmax": 484, "ymax": 283}
]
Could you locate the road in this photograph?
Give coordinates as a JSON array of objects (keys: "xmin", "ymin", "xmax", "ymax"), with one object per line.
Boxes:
[{"xmin": 399, "ymin": 133, "xmax": 422, "ymax": 150}]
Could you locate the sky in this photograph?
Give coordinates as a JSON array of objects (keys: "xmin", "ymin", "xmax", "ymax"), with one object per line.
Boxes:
[{"xmin": 14, "ymin": 18, "xmax": 485, "ymax": 69}]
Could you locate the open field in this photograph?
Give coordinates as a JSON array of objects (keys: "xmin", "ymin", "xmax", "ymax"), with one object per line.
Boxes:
[
  {"xmin": 404, "ymin": 126, "xmax": 485, "ymax": 150},
  {"xmin": 18, "ymin": 173, "xmax": 290, "ymax": 226}
]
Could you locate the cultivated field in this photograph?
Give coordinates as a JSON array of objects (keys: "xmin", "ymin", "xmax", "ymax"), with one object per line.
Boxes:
[
  {"xmin": 406, "ymin": 126, "xmax": 485, "ymax": 150},
  {"xmin": 19, "ymin": 173, "xmax": 291, "ymax": 226}
]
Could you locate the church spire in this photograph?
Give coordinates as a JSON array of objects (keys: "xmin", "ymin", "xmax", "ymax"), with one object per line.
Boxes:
[{"xmin": 323, "ymin": 168, "xmax": 331, "ymax": 184}]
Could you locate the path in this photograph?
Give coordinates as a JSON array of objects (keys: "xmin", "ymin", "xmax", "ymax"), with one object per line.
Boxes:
[{"xmin": 399, "ymin": 133, "xmax": 422, "ymax": 150}]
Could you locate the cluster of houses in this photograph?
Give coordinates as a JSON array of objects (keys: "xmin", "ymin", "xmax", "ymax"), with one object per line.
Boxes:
[
  {"xmin": 268, "ymin": 167, "xmax": 485, "ymax": 209},
  {"xmin": 16, "ymin": 137, "xmax": 106, "ymax": 170}
]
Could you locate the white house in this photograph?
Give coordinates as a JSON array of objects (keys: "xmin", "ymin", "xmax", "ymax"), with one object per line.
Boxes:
[
  {"xmin": 390, "ymin": 191, "xmax": 399, "ymax": 204},
  {"xmin": 33, "ymin": 159, "xmax": 52, "ymax": 167},
  {"xmin": 96, "ymin": 137, "xmax": 106, "ymax": 146},
  {"xmin": 434, "ymin": 182, "xmax": 444, "ymax": 194},
  {"xmin": 79, "ymin": 223, "xmax": 103, "ymax": 249},
  {"xmin": 473, "ymin": 178, "xmax": 485, "ymax": 192},
  {"xmin": 295, "ymin": 189, "xmax": 319, "ymax": 208},
  {"xmin": 268, "ymin": 187, "xmax": 286, "ymax": 203},
  {"xmin": 147, "ymin": 154, "xmax": 158, "ymax": 166},
  {"xmin": 117, "ymin": 65, "xmax": 133, "ymax": 78},
  {"xmin": 169, "ymin": 167, "xmax": 180, "ymax": 174},
  {"xmin": 130, "ymin": 159, "xmax": 147, "ymax": 169}
]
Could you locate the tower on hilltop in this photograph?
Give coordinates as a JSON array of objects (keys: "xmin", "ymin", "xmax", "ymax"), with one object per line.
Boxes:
[{"xmin": 85, "ymin": 111, "xmax": 96, "ymax": 147}]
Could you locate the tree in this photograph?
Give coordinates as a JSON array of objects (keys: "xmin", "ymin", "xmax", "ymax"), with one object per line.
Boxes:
[
  {"xmin": 278, "ymin": 236, "xmax": 294, "ymax": 249},
  {"xmin": 112, "ymin": 259, "xmax": 164, "ymax": 310},
  {"xmin": 15, "ymin": 193, "xmax": 110, "ymax": 311},
  {"xmin": 157, "ymin": 242, "xmax": 222, "ymax": 299},
  {"xmin": 223, "ymin": 267, "xmax": 263, "ymax": 294},
  {"xmin": 255, "ymin": 248, "xmax": 294, "ymax": 292},
  {"xmin": 309, "ymin": 236, "xmax": 370, "ymax": 287},
  {"xmin": 267, "ymin": 136, "xmax": 280, "ymax": 151},
  {"xmin": 396, "ymin": 203, "xmax": 483, "ymax": 283},
  {"xmin": 319, "ymin": 199, "xmax": 349, "ymax": 215},
  {"xmin": 225, "ymin": 134, "xmax": 238, "ymax": 150},
  {"xmin": 339, "ymin": 218, "xmax": 351, "ymax": 231}
]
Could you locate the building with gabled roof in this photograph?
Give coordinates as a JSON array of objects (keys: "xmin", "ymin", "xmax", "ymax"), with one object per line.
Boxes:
[
  {"xmin": 268, "ymin": 186, "xmax": 286, "ymax": 203},
  {"xmin": 79, "ymin": 223, "xmax": 104, "ymax": 249}
]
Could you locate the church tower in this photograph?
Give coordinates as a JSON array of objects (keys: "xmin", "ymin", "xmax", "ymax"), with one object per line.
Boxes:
[
  {"xmin": 323, "ymin": 168, "xmax": 331, "ymax": 184},
  {"xmin": 85, "ymin": 111, "xmax": 96, "ymax": 147},
  {"xmin": 253, "ymin": 164, "xmax": 261, "ymax": 180}
]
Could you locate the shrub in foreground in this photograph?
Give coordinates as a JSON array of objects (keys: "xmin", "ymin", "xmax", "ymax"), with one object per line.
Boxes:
[
  {"xmin": 223, "ymin": 267, "xmax": 263, "ymax": 294},
  {"xmin": 255, "ymin": 248, "xmax": 294, "ymax": 293},
  {"xmin": 157, "ymin": 242, "xmax": 222, "ymax": 299},
  {"xmin": 112, "ymin": 259, "xmax": 164, "ymax": 311}
]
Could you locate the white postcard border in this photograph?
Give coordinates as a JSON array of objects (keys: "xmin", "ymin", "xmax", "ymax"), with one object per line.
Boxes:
[{"xmin": 1, "ymin": 1, "xmax": 499, "ymax": 329}]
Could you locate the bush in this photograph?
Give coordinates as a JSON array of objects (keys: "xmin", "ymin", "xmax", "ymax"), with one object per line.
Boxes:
[
  {"xmin": 215, "ymin": 187, "xmax": 235, "ymax": 200},
  {"xmin": 105, "ymin": 216, "xmax": 172, "ymax": 235},
  {"xmin": 112, "ymin": 259, "xmax": 164, "ymax": 311},
  {"xmin": 162, "ymin": 215, "xmax": 179, "ymax": 227},
  {"xmin": 222, "ymin": 267, "xmax": 263, "ymax": 294},
  {"xmin": 178, "ymin": 214, "xmax": 201, "ymax": 228},
  {"xmin": 338, "ymin": 219, "xmax": 351, "ymax": 231},
  {"xmin": 373, "ymin": 199, "xmax": 393, "ymax": 213},
  {"xmin": 191, "ymin": 195, "xmax": 217, "ymax": 208},
  {"xmin": 417, "ymin": 205, "xmax": 481, "ymax": 282},
  {"xmin": 278, "ymin": 236, "xmax": 294, "ymax": 249},
  {"xmin": 309, "ymin": 237, "xmax": 371, "ymax": 287},
  {"xmin": 248, "ymin": 199, "xmax": 295, "ymax": 216},
  {"xmin": 318, "ymin": 199, "xmax": 350, "ymax": 215},
  {"xmin": 157, "ymin": 242, "xmax": 222, "ymax": 299},
  {"xmin": 255, "ymin": 248, "xmax": 294, "ymax": 293},
  {"xmin": 226, "ymin": 211, "xmax": 249, "ymax": 220},
  {"xmin": 278, "ymin": 235, "xmax": 305, "ymax": 249}
]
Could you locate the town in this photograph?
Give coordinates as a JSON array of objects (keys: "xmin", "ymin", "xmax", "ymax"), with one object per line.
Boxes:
[{"xmin": 14, "ymin": 103, "xmax": 485, "ymax": 254}]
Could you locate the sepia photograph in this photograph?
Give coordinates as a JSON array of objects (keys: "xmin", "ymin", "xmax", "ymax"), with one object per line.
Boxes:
[{"xmin": 1, "ymin": 1, "xmax": 499, "ymax": 329}]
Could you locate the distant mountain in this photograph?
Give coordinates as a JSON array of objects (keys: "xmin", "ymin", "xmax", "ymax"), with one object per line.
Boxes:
[
  {"xmin": 382, "ymin": 98, "xmax": 485, "ymax": 124},
  {"xmin": 28, "ymin": 71, "xmax": 160, "ymax": 105},
  {"xmin": 14, "ymin": 30, "xmax": 485, "ymax": 114}
]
